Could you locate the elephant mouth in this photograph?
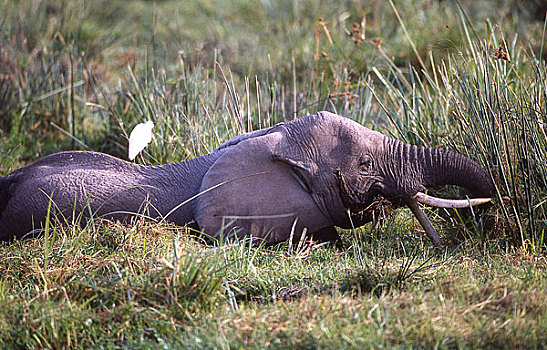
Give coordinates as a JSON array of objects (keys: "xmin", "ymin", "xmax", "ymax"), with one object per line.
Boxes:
[{"xmin": 334, "ymin": 170, "xmax": 384, "ymax": 216}]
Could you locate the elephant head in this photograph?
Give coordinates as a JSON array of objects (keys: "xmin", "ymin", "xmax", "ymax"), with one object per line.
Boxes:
[{"xmin": 269, "ymin": 111, "xmax": 494, "ymax": 245}]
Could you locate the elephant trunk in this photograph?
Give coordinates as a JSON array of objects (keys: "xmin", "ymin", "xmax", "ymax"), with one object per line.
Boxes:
[
  {"xmin": 385, "ymin": 139, "xmax": 494, "ymax": 199},
  {"xmin": 420, "ymin": 146, "xmax": 495, "ymax": 197},
  {"xmin": 385, "ymin": 139, "xmax": 495, "ymax": 246}
]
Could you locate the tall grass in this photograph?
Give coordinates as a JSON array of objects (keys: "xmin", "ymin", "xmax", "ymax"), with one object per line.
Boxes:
[
  {"xmin": 368, "ymin": 14, "xmax": 547, "ymax": 249},
  {"xmin": 4, "ymin": 0, "xmax": 543, "ymax": 161}
]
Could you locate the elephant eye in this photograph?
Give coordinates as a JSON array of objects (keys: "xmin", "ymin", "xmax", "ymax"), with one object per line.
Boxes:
[{"xmin": 359, "ymin": 155, "xmax": 373, "ymax": 172}]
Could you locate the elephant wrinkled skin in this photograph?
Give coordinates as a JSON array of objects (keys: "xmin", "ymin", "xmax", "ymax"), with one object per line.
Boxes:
[{"xmin": 0, "ymin": 111, "xmax": 495, "ymax": 245}]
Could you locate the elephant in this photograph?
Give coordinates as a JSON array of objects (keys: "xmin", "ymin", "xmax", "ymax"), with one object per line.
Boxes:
[{"xmin": 0, "ymin": 111, "xmax": 494, "ymax": 245}]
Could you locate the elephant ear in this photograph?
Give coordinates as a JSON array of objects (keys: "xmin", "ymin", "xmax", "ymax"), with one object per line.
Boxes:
[{"xmin": 271, "ymin": 130, "xmax": 318, "ymax": 195}]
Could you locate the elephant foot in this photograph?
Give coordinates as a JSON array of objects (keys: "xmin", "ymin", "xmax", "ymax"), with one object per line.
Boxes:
[{"xmin": 311, "ymin": 226, "xmax": 342, "ymax": 247}]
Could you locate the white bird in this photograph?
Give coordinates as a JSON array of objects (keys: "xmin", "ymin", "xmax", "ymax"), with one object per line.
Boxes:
[{"xmin": 128, "ymin": 120, "xmax": 154, "ymax": 161}]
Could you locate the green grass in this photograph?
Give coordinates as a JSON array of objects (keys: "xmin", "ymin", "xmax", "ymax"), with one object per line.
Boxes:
[
  {"xmin": 0, "ymin": 221, "xmax": 545, "ymax": 348},
  {"xmin": 1, "ymin": 0, "xmax": 547, "ymax": 348}
]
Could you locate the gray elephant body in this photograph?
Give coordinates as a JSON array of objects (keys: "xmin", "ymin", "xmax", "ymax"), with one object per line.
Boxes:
[
  {"xmin": 0, "ymin": 112, "xmax": 494, "ymax": 243},
  {"xmin": 0, "ymin": 151, "xmax": 217, "ymax": 237},
  {"xmin": 196, "ymin": 130, "xmax": 335, "ymax": 243}
]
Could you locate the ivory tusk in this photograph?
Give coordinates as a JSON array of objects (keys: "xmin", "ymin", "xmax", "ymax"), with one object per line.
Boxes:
[
  {"xmin": 412, "ymin": 192, "xmax": 492, "ymax": 209},
  {"xmin": 407, "ymin": 199, "xmax": 442, "ymax": 247}
]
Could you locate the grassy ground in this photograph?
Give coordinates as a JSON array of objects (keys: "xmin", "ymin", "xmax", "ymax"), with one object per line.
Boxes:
[
  {"xmin": 1, "ymin": 0, "xmax": 546, "ymax": 348},
  {"xmin": 0, "ymin": 221, "xmax": 545, "ymax": 348}
]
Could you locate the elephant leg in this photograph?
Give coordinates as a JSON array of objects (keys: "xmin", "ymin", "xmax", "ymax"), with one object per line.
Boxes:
[{"xmin": 311, "ymin": 226, "xmax": 341, "ymax": 243}]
